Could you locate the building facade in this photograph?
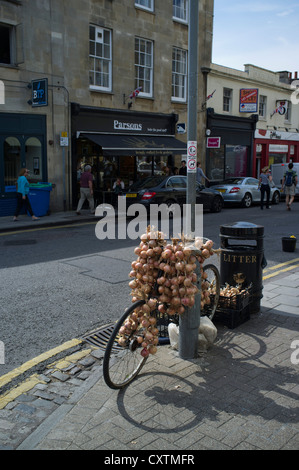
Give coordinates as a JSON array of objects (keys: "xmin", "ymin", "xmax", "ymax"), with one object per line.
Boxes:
[
  {"xmin": 0, "ymin": 0, "xmax": 214, "ymax": 216},
  {"xmin": 205, "ymin": 63, "xmax": 299, "ymax": 181}
]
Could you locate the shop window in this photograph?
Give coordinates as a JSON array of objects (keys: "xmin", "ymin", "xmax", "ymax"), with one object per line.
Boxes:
[
  {"xmin": 134, "ymin": 37, "xmax": 153, "ymax": 97},
  {"xmin": 173, "ymin": 0, "xmax": 189, "ymax": 23},
  {"xmin": 135, "ymin": 0, "xmax": 154, "ymax": 12},
  {"xmin": 25, "ymin": 137, "xmax": 43, "ymax": 181},
  {"xmin": 207, "ymin": 146, "xmax": 225, "ymax": 180},
  {"xmin": 4, "ymin": 136, "xmax": 21, "ymax": 189},
  {"xmin": 207, "ymin": 144, "xmax": 248, "ymax": 180},
  {"xmin": 172, "ymin": 47, "xmax": 187, "ymax": 102},
  {"xmin": 225, "ymin": 145, "xmax": 248, "ymax": 178},
  {"xmin": 89, "ymin": 25, "xmax": 112, "ymax": 91}
]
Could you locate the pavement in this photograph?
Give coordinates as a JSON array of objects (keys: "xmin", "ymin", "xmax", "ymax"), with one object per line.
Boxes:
[{"xmin": 0, "ymin": 210, "xmax": 299, "ymax": 451}]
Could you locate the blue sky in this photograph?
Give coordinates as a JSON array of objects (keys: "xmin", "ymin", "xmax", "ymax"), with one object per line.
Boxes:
[{"xmin": 212, "ymin": 1, "xmax": 299, "ymax": 73}]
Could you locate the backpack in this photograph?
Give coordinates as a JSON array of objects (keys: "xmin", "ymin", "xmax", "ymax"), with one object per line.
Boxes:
[{"xmin": 285, "ymin": 170, "xmax": 294, "ymax": 187}]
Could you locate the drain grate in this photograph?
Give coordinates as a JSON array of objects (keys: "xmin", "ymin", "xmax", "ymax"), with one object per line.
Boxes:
[{"xmin": 82, "ymin": 323, "xmax": 122, "ymax": 352}]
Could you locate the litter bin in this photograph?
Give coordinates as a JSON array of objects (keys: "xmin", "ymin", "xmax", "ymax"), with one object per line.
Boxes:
[
  {"xmin": 219, "ymin": 221, "xmax": 266, "ymax": 314},
  {"xmin": 28, "ymin": 183, "xmax": 52, "ymax": 217}
]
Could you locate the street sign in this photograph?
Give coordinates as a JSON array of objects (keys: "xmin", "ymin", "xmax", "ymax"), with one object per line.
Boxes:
[
  {"xmin": 207, "ymin": 137, "xmax": 221, "ymax": 148},
  {"xmin": 31, "ymin": 78, "xmax": 48, "ymax": 107},
  {"xmin": 187, "ymin": 140, "xmax": 197, "ymax": 173},
  {"xmin": 60, "ymin": 132, "xmax": 69, "ymax": 147}
]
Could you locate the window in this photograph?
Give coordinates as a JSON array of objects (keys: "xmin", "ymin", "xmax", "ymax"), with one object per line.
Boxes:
[
  {"xmin": 25, "ymin": 137, "xmax": 43, "ymax": 181},
  {"xmin": 134, "ymin": 37, "xmax": 153, "ymax": 97},
  {"xmin": 167, "ymin": 176, "xmax": 186, "ymax": 188},
  {"xmin": 89, "ymin": 25, "xmax": 112, "ymax": 91},
  {"xmin": 223, "ymin": 88, "xmax": 232, "ymax": 112},
  {"xmin": 0, "ymin": 23, "xmax": 15, "ymax": 65},
  {"xmin": 259, "ymin": 95, "xmax": 267, "ymax": 118},
  {"xmin": 3, "ymin": 137, "xmax": 21, "ymax": 188},
  {"xmin": 135, "ymin": 0, "xmax": 154, "ymax": 11},
  {"xmin": 285, "ymin": 102, "xmax": 291, "ymax": 122},
  {"xmin": 173, "ymin": 0, "xmax": 189, "ymax": 22},
  {"xmin": 172, "ymin": 47, "xmax": 187, "ymax": 102}
]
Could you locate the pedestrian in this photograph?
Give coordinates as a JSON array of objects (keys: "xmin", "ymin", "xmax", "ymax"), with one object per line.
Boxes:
[
  {"xmin": 258, "ymin": 166, "xmax": 272, "ymax": 210},
  {"xmin": 281, "ymin": 162, "xmax": 298, "ymax": 211},
  {"xmin": 164, "ymin": 166, "xmax": 172, "ymax": 176},
  {"xmin": 173, "ymin": 166, "xmax": 179, "ymax": 175},
  {"xmin": 112, "ymin": 177, "xmax": 125, "ymax": 205},
  {"xmin": 76, "ymin": 164, "xmax": 95, "ymax": 214},
  {"xmin": 196, "ymin": 162, "xmax": 210, "ymax": 186},
  {"xmin": 179, "ymin": 160, "xmax": 187, "ymax": 176},
  {"xmin": 13, "ymin": 168, "xmax": 40, "ymax": 221}
]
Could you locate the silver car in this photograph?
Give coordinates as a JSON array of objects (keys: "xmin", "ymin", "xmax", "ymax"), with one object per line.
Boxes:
[{"xmin": 213, "ymin": 177, "xmax": 281, "ymax": 208}]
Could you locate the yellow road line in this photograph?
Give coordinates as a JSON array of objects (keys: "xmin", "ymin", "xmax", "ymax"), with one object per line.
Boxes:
[
  {"xmin": 0, "ymin": 338, "xmax": 82, "ymax": 390},
  {"xmin": 0, "ymin": 348, "xmax": 93, "ymax": 410},
  {"xmin": 263, "ymin": 263, "xmax": 299, "ymax": 280},
  {"xmin": 263, "ymin": 257, "xmax": 299, "ymax": 273},
  {"xmin": 0, "ymin": 221, "xmax": 97, "ymax": 237}
]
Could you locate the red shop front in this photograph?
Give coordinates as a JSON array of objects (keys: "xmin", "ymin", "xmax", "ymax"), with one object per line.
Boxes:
[{"xmin": 253, "ymin": 129, "xmax": 299, "ymax": 177}]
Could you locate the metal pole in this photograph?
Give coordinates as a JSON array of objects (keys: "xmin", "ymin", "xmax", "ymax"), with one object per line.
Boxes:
[
  {"xmin": 186, "ymin": 0, "xmax": 199, "ymax": 235},
  {"xmin": 179, "ymin": 0, "xmax": 200, "ymax": 359}
]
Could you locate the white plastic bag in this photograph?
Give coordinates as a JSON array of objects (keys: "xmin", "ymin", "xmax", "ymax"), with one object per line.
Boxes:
[{"xmin": 168, "ymin": 317, "xmax": 217, "ymax": 352}]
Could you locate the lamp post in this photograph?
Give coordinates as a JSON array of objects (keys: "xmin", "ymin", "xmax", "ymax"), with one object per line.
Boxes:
[{"xmin": 179, "ymin": 0, "xmax": 201, "ymax": 360}]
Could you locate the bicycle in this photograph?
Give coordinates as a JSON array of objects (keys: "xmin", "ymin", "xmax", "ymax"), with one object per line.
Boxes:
[{"xmin": 103, "ymin": 239, "xmax": 220, "ymax": 390}]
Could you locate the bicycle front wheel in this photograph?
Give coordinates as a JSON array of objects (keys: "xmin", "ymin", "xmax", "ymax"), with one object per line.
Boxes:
[
  {"xmin": 202, "ymin": 264, "xmax": 220, "ymax": 320},
  {"xmin": 103, "ymin": 299, "xmax": 148, "ymax": 389}
]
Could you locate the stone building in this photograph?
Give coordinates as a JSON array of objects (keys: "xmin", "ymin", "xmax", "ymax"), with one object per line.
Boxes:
[
  {"xmin": 0, "ymin": 0, "xmax": 214, "ymax": 215},
  {"xmin": 204, "ymin": 63, "xmax": 299, "ymax": 180}
]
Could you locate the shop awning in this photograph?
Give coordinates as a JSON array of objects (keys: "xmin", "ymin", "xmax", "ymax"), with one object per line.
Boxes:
[{"xmin": 81, "ymin": 133, "xmax": 186, "ymax": 156}]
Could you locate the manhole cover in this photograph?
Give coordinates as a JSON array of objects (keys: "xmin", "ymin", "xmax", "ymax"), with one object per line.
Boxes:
[{"xmin": 82, "ymin": 323, "xmax": 121, "ymax": 352}]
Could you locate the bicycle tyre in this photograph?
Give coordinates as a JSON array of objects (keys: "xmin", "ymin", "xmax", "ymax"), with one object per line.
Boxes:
[
  {"xmin": 103, "ymin": 299, "xmax": 148, "ymax": 389},
  {"xmin": 202, "ymin": 264, "xmax": 220, "ymax": 320}
]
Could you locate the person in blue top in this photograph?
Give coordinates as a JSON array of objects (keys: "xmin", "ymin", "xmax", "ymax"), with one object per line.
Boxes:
[{"xmin": 13, "ymin": 168, "xmax": 40, "ymax": 221}]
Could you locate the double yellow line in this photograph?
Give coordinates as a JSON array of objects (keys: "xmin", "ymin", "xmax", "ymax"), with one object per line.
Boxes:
[{"xmin": 263, "ymin": 257, "xmax": 299, "ymax": 280}]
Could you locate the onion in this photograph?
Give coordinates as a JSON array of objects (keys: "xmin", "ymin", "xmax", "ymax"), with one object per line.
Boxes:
[{"xmin": 141, "ymin": 347, "xmax": 149, "ymax": 357}]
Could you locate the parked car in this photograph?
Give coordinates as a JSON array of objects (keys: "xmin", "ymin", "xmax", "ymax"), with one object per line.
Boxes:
[
  {"xmin": 125, "ymin": 175, "xmax": 224, "ymax": 212},
  {"xmin": 212, "ymin": 177, "xmax": 280, "ymax": 207}
]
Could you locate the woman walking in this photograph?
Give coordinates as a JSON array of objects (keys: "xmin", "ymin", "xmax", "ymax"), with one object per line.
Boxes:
[
  {"xmin": 258, "ymin": 167, "xmax": 272, "ymax": 210},
  {"xmin": 13, "ymin": 168, "xmax": 40, "ymax": 221}
]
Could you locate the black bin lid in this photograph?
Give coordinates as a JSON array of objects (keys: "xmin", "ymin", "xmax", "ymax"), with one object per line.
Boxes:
[{"xmin": 220, "ymin": 221, "xmax": 264, "ymax": 237}]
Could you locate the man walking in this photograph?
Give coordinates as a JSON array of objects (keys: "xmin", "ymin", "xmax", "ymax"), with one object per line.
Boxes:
[
  {"xmin": 281, "ymin": 162, "xmax": 298, "ymax": 210},
  {"xmin": 76, "ymin": 164, "xmax": 95, "ymax": 214},
  {"xmin": 196, "ymin": 162, "xmax": 210, "ymax": 186}
]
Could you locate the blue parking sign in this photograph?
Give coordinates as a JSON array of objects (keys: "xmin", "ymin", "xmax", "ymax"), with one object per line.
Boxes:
[{"xmin": 32, "ymin": 78, "xmax": 48, "ymax": 107}]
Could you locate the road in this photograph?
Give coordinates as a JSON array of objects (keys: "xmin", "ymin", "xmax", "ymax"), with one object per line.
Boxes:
[{"xmin": 0, "ymin": 201, "xmax": 298, "ymax": 377}]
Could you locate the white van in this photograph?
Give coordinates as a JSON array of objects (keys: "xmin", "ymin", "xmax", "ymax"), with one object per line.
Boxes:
[{"xmin": 270, "ymin": 162, "xmax": 299, "ymax": 198}]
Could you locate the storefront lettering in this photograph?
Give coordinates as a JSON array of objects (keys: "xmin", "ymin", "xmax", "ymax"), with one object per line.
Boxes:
[
  {"xmin": 223, "ymin": 253, "xmax": 257, "ymax": 264},
  {"xmin": 114, "ymin": 120, "xmax": 142, "ymax": 131}
]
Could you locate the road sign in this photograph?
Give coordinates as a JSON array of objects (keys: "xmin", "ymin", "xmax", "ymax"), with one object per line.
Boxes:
[
  {"xmin": 60, "ymin": 132, "xmax": 69, "ymax": 147},
  {"xmin": 187, "ymin": 141, "xmax": 197, "ymax": 173}
]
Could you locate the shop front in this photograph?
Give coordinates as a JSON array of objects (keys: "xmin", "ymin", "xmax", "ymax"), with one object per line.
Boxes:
[
  {"xmin": 0, "ymin": 113, "xmax": 47, "ymax": 216},
  {"xmin": 253, "ymin": 129, "xmax": 299, "ymax": 177},
  {"xmin": 71, "ymin": 104, "xmax": 186, "ymax": 208},
  {"xmin": 205, "ymin": 108, "xmax": 258, "ymax": 182}
]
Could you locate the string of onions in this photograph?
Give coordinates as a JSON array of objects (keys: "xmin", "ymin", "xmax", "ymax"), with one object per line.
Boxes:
[{"xmin": 118, "ymin": 227, "xmax": 216, "ymax": 357}]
